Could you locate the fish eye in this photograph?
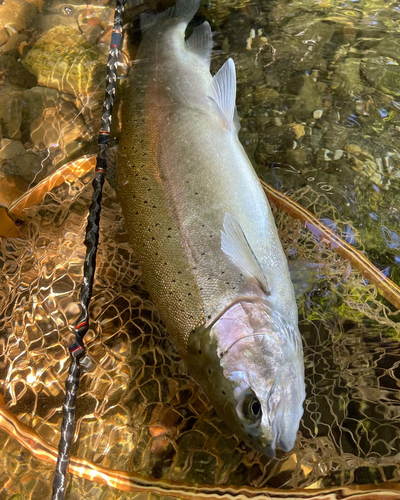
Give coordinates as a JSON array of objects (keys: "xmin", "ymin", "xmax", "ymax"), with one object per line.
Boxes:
[{"xmin": 243, "ymin": 396, "xmax": 262, "ymax": 423}]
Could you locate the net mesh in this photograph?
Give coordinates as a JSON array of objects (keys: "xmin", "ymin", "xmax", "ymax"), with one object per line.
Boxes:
[
  {"xmin": 1, "ymin": 169, "xmax": 400, "ymax": 498},
  {"xmin": 1, "ymin": 0, "xmax": 400, "ymax": 496}
]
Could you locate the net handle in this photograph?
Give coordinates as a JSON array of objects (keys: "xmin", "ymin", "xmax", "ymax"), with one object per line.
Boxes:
[{"xmin": 51, "ymin": 1, "xmax": 127, "ymax": 498}]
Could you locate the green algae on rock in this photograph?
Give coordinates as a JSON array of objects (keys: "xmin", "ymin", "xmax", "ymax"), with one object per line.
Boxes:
[{"xmin": 23, "ymin": 26, "xmax": 107, "ymax": 97}]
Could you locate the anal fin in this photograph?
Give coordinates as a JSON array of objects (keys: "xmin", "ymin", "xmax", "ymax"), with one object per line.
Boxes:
[{"xmin": 185, "ymin": 21, "xmax": 213, "ymax": 68}]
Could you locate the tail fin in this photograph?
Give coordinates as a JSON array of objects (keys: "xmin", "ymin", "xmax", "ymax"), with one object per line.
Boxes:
[{"xmin": 141, "ymin": 0, "xmax": 200, "ymax": 33}]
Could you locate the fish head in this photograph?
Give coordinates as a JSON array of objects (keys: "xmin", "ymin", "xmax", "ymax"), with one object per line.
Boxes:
[
  {"xmin": 188, "ymin": 301, "xmax": 305, "ymax": 457},
  {"xmin": 217, "ymin": 301, "xmax": 306, "ymax": 456},
  {"xmin": 223, "ymin": 329, "xmax": 305, "ymax": 457}
]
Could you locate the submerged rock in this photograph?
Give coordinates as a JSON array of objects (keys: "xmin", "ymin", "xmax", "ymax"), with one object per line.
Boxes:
[
  {"xmin": 37, "ymin": 0, "xmax": 114, "ymax": 49},
  {"xmin": 29, "ymin": 98, "xmax": 85, "ymax": 150},
  {"xmin": 291, "ymin": 76, "xmax": 326, "ymax": 118},
  {"xmin": 23, "ymin": 26, "xmax": 107, "ymax": 97},
  {"xmin": 0, "ymin": 139, "xmax": 26, "ymax": 160},
  {"xmin": 0, "ymin": 0, "xmax": 38, "ymax": 32},
  {"xmin": 0, "ymin": 85, "xmax": 24, "ymax": 140},
  {"xmin": 331, "ymin": 58, "xmax": 364, "ymax": 95},
  {"xmin": 14, "ymin": 152, "xmax": 45, "ymax": 181},
  {"xmin": 0, "ymin": 0, "xmax": 39, "ymax": 55},
  {"xmin": 0, "ymin": 174, "xmax": 28, "ymax": 207},
  {"xmin": 361, "ymin": 60, "xmax": 400, "ymax": 97}
]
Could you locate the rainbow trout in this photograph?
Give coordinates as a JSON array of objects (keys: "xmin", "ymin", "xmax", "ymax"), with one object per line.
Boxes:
[{"xmin": 117, "ymin": 0, "xmax": 305, "ymax": 456}]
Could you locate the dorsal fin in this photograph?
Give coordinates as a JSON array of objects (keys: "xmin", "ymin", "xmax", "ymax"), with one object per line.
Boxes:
[
  {"xmin": 141, "ymin": 0, "xmax": 200, "ymax": 33},
  {"xmin": 221, "ymin": 213, "xmax": 270, "ymax": 293},
  {"xmin": 185, "ymin": 21, "xmax": 213, "ymax": 68},
  {"xmin": 208, "ymin": 58, "xmax": 236, "ymax": 131}
]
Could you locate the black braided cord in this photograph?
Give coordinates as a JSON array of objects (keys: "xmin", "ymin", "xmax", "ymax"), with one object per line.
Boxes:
[{"xmin": 51, "ymin": 1, "xmax": 126, "ymax": 498}]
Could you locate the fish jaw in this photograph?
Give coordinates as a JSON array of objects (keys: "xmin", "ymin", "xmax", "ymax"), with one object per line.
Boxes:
[{"xmin": 185, "ymin": 301, "xmax": 305, "ymax": 457}]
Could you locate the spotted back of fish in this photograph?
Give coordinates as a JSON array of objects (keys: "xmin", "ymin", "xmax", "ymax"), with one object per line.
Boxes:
[{"xmin": 117, "ymin": 62, "xmax": 206, "ymax": 354}]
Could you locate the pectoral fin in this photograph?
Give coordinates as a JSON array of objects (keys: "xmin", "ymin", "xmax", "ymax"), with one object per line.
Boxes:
[{"xmin": 221, "ymin": 212, "xmax": 269, "ymax": 293}]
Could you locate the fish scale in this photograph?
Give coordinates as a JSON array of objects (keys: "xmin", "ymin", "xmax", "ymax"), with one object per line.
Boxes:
[{"xmin": 118, "ymin": 66, "xmax": 206, "ymax": 353}]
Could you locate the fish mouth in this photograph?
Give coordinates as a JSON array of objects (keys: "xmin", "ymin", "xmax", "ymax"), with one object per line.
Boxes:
[
  {"xmin": 277, "ymin": 437, "xmax": 294, "ymax": 453},
  {"xmin": 264, "ymin": 445, "xmax": 276, "ymax": 459},
  {"xmin": 276, "ymin": 428, "xmax": 297, "ymax": 453},
  {"xmin": 252, "ymin": 424, "xmax": 294, "ymax": 457}
]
